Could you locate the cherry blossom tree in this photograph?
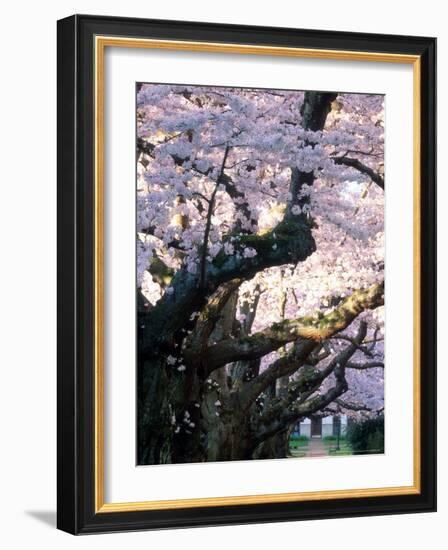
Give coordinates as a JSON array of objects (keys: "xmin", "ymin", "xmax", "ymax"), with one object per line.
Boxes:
[{"xmin": 136, "ymin": 84, "xmax": 385, "ymax": 464}]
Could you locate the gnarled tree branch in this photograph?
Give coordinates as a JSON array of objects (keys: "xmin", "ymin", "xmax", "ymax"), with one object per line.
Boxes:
[
  {"xmin": 253, "ymin": 323, "xmax": 367, "ymax": 443},
  {"xmin": 346, "ymin": 361, "xmax": 384, "ymax": 370},
  {"xmin": 198, "ymin": 281, "xmax": 384, "ymax": 372},
  {"xmin": 140, "ymin": 92, "xmax": 340, "ymax": 354},
  {"xmin": 332, "ymin": 155, "xmax": 384, "ymax": 190}
]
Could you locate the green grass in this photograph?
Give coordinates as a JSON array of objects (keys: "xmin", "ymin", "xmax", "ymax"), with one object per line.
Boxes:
[
  {"xmin": 288, "ymin": 435, "xmax": 361, "ymax": 458},
  {"xmin": 328, "ymin": 447, "xmax": 353, "ymax": 456},
  {"xmin": 289, "ymin": 435, "xmax": 310, "ymax": 442},
  {"xmin": 289, "ymin": 436, "xmax": 310, "ymax": 450},
  {"xmin": 323, "ymin": 435, "xmax": 347, "ymax": 442},
  {"xmin": 322, "ymin": 437, "xmax": 353, "ymax": 456},
  {"xmin": 288, "ymin": 435, "xmax": 309, "ymax": 457}
]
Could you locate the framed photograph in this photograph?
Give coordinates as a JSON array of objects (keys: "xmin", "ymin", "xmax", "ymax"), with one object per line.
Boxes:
[{"xmin": 57, "ymin": 14, "xmax": 436, "ymax": 534}]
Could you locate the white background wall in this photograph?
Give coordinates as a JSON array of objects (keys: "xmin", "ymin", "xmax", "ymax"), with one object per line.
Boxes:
[{"xmin": 0, "ymin": 1, "xmax": 444, "ymax": 547}]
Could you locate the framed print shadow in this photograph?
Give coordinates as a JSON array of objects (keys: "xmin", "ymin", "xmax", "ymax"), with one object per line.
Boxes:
[{"xmin": 57, "ymin": 14, "xmax": 436, "ymax": 534}]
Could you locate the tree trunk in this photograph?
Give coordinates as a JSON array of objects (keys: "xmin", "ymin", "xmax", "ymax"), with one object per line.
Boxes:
[
  {"xmin": 253, "ymin": 428, "xmax": 291, "ymax": 460},
  {"xmin": 137, "ymin": 91, "xmax": 341, "ymax": 465}
]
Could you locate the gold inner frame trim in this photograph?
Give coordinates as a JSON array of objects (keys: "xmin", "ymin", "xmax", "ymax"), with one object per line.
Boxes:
[{"xmin": 94, "ymin": 35, "xmax": 421, "ymax": 513}]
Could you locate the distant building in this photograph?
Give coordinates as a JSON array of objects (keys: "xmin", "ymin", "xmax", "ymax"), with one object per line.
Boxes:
[{"xmin": 294, "ymin": 415, "xmax": 348, "ymax": 438}]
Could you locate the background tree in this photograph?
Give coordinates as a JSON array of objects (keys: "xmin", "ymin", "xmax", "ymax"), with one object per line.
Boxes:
[{"xmin": 136, "ymin": 84, "xmax": 385, "ymax": 464}]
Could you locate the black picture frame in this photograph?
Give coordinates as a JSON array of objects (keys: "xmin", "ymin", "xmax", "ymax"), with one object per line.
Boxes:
[{"xmin": 57, "ymin": 14, "xmax": 436, "ymax": 534}]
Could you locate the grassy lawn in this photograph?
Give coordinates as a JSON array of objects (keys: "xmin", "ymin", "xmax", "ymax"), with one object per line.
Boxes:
[
  {"xmin": 288, "ymin": 435, "xmax": 359, "ymax": 458},
  {"xmin": 322, "ymin": 436, "xmax": 353, "ymax": 456},
  {"xmin": 289, "ymin": 436, "xmax": 309, "ymax": 457},
  {"xmin": 289, "ymin": 436, "xmax": 309, "ymax": 448}
]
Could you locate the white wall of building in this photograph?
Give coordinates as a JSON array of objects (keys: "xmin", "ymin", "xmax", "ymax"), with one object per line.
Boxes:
[{"xmin": 298, "ymin": 415, "xmax": 348, "ymax": 438}]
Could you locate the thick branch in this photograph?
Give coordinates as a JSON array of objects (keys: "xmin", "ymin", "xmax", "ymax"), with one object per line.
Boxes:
[
  {"xmin": 185, "ymin": 278, "xmax": 242, "ymax": 354},
  {"xmin": 140, "ymin": 92, "xmax": 338, "ymax": 354},
  {"xmin": 332, "ymin": 156, "xmax": 384, "ymax": 190},
  {"xmin": 200, "ymin": 281, "xmax": 384, "ymax": 371},
  {"xmin": 286, "ymin": 92, "xmax": 338, "ymax": 216},
  {"xmin": 301, "ymin": 92, "xmax": 339, "ymax": 131},
  {"xmin": 335, "ymin": 398, "xmax": 372, "ymax": 412},
  {"xmin": 147, "ymin": 255, "xmax": 174, "ymax": 287},
  {"xmin": 238, "ymin": 340, "xmax": 317, "ymax": 411},
  {"xmin": 141, "ymin": 216, "xmax": 316, "ymax": 353},
  {"xmin": 346, "ymin": 361, "xmax": 384, "ymax": 370},
  {"xmin": 254, "ymin": 367, "xmax": 348, "ymax": 445},
  {"xmin": 255, "ymin": 322, "xmax": 367, "ymax": 421}
]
